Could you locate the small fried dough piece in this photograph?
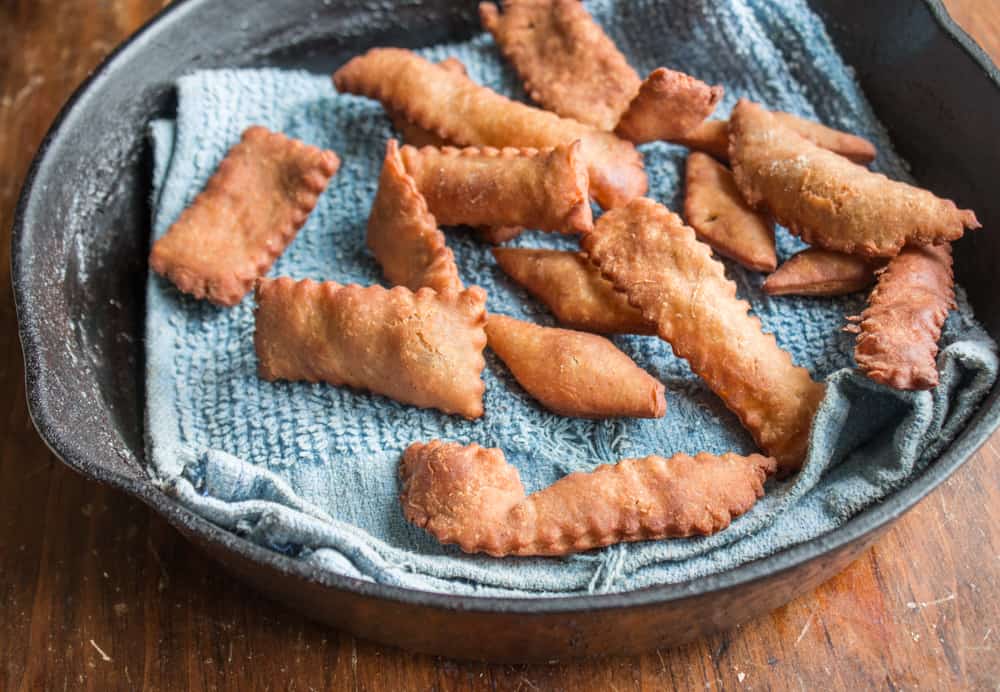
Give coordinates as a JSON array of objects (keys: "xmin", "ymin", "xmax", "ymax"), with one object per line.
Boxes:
[
  {"xmin": 849, "ymin": 244, "xmax": 955, "ymax": 390},
  {"xmin": 492, "ymin": 247, "xmax": 654, "ymax": 335},
  {"xmin": 615, "ymin": 68, "xmax": 724, "ymax": 144},
  {"xmin": 582, "ymin": 198, "xmax": 826, "ymax": 474},
  {"xmin": 399, "ymin": 143, "xmax": 592, "ymax": 233},
  {"xmin": 477, "ymin": 225, "xmax": 524, "ymax": 244},
  {"xmin": 486, "ymin": 314, "xmax": 666, "ymax": 419},
  {"xmin": 479, "ymin": 0, "xmax": 641, "ymax": 131},
  {"xmin": 676, "ymin": 113, "xmax": 877, "ymax": 165},
  {"xmin": 367, "ymin": 140, "xmax": 461, "ymax": 293},
  {"xmin": 150, "ymin": 127, "xmax": 341, "ymax": 306},
  {"xmin": 729, "ymin": 100, "xmax": 979, "ymax": 257},
  {"xmin": 333, "ymin": 48, "xmax": 647, "ymax": 209},
  {"xmin": 400, "ymin": 440, "xmax": 777, "ymax": 556},
  {"xmin": 255, "ymin": 278, "xmax": 487, "ymax": 418},
  {"xmin": 684, "ymin": 152, "xmax": 776, "ymax": 272},
  {"xmin": 764, "ymin": 248, "xmax": 883, "ymax": 297}
]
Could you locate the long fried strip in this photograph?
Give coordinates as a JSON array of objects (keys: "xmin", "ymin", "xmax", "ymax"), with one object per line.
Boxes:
[
  {"xmin": 676, "ymin": 113, "xmax": 877, "ymax": 165},
  {"xmin": 255, "ymin": 278, "xmax": 487, "ymax": 418},
  {"xmin": 729, "ymin": 100, "xmax": 979, "ymax": 257},
  {"xmin": 334, "ymin": 48, "xmax": 647, "ymax": 209},
  {"xmin": 367, "ymin": 140, "xmax": 461, "ymax": 293},
  {"xmin": 764, "ymin": 248, "xmax": 883, "ymax": 297},
  {"xmin": 399, "ymin": 142, "xmax": 592, "ymax": 233},
  {"xmin": 492, "ymin": 247, "xmax": 654, "ymax": 335},
  {"xmin": 582, "ymin": 198, "xmax": 825, "ymax": 474},
  {"xmin": 850, "ymin": 244, "xmax": 955, "ymax": 390},
  {"xmin": 479, "ymin": 0, "xmax": 640, "ymax": 131},
  {"xmin": 486, "ymin": 314, "xmax": 666, "ymax": 419},
  {"xmin": 400, "ymin": 440, "xmax": 776, "ymax": 556},
  {"xmin": 615, "ymin": 68, "xmax": 724, "ymax": 144},
  {"xmin": 684, "ymin": 152, "xmax": 776, "ymax": 272},
  {"xmin": 150, "ymin": 126, "xmax": 341, "ymax": 306}
]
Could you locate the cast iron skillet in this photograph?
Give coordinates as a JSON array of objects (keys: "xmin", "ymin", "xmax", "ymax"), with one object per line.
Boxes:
[{"xmin": 11, "ymin": 0, "xmax": 1000, "ymax": 662}]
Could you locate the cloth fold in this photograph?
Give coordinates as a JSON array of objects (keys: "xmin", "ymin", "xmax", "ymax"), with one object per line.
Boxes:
[{"xmin": 145, "ymin": 0, "xmax": 997, "ymax": 598}]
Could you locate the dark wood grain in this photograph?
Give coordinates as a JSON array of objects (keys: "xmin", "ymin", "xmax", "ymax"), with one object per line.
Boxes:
[{"xmin": 1, "ymin": 0, "xmax": 999, "ymax": 689}]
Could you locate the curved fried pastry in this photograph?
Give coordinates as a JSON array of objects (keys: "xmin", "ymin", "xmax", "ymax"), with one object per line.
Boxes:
[
  {"xmin": 850, "ymin": 244, "xmax": 955, "ymax": 390},
  {"xmin": 150, "ymin": 126, "xmax": 340, "ymax": 306},
  {"xmin": 684, "ymin": 152, "xmax": 776, "ymax": 272},
  {"xmin": 334, "ymin": 48, "xmax": 646, "ymax": 209},
  {"xmin": 492, "ymin": 247, "xmax": 654, "ymax": 335},
  {"xmin": 388, "ymin": 57, "xmax": 468, "ymax": 147},
  {"xmin": 486, "ymin": 314, "xmax": 666, "ymax": 419},
  {"xmin": 729, "ymin": 100, "xmax": 979, "ymax": 257},
  {"xmin": 367, "ymin": 140, "xmax": 461, "ymax": 293},
  {"xmin": 582, "ymin": 198, "xmax": 826, "ymax": 474},
  {"xmin": 400, "ymin": 440, "xmax": 776, "ymax": 556},
  {"xmin": 399, "ymin": 143, "xmax": 592, "ymax": 233},
  {"xmin": 676, "ymin": 113, "xmax": 876, "ymax": 165},
  {"xmin": 255, "ymin": 278, "xmax": 487, "ymax": 418},
  {"xmin": 764, "ymin": 248, "xmax": 883, "ymax": 297},
  {"xmin": 479, "ymin": 0, "xmax": 640, "ymax": 131},
  {"xmin": 615, "ymin": 68, "xmax": 724, "ymax": 144}
]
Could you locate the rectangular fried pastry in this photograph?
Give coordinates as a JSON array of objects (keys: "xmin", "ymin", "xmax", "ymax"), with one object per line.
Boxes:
[
  {"xmin": 255, "ymin": 278, "xmax": 487, "ymax": 418},
  {"xmin": 150, "ymin": 126, "xmax": 341, "ymax": 306},
  {"xmin": 582, "ymin": 198, "xmax": 826, "ymax": 474},
  {"xmin": 333, "ymin": 48, "xmax": 646, "ymax": 209},
  {"xmin": 399, "ymin": 143, "xmax": 592, "ymax": 233}
]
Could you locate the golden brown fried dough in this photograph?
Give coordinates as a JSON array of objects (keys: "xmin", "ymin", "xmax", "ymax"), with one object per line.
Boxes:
[
  {"xmin": 334, "ymin": 48, "xmax": 647, "ymax": 209},
  {"xmin": 493, "ymin": 247, "xmax": 654, "ymax": 335},
  {"xmin": 479, "ymin": 0, "xmax": 641, "ymax": 131},
  {"xmin": 582, "ymin": 198, "xmax": 826, "ymax": 474},
  {"xmin": 400, "ymin": 440, "xmax": 776, "ymax": 556},
  {"xmin": 387, "ymin": 57, "xmax": 469, "ymax": 147},
  {"xmin": 615, "ymin": 68, "xmax": 724, "ymax": 144},
  {"xmin": 849, "ymin": 244, "xmax": 955, "ymax": 390},
  {"xmin": 367, "ymin": 140, "xmax": 461, "ymax": 294},
  {"xmin": 764, "ymin": 248, "xmax": 884, "ymax": 297},
  {"xmin": 255, "ymin": 278, "xmax": 487, "ymax": 418},
  {"xmin": 477, "ymin": 225, "xmax": 525, "ymax": 244},
  {"xmin": 675, "ymin": 113, "xmax": 877, "ymax": 165},
  {"xmin": 150, "ymin": 127, "xmax": 340, "ymax": 307},
  {"xmin": 486, "ymin": 314, "xmax": 666, "ymax": 419},
  {"xmin": 684, "ymin": 152, "xmax": 776, "ymax": 272},
  {"xmin": 399, "ymin": 142, "xmax": 592, "ymax": 233},
  {"xmin": 729, "ymin": 100, "xmax": 979, "ymax": 257}
]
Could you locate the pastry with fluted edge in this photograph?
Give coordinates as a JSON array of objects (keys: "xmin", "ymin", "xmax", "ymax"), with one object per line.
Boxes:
[{"xmin": 400, "ymin": 440, "xmax": 776, "ymax": 556}]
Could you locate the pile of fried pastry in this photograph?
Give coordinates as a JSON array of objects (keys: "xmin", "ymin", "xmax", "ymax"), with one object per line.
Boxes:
[{"xmin": 149, "ymin": 1, "xmax": 982, "ymax": 558}]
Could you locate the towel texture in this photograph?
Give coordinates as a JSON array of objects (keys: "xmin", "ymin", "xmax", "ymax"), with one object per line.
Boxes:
[{"xmin": 145, "ymin": 0, "xmax": 997, "ymax": 597}]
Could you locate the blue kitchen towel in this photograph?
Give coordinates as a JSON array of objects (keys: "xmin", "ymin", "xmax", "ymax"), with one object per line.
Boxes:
[{"xmin": 145, "ymin": 0, "xmax": 997, "ymax": 597}]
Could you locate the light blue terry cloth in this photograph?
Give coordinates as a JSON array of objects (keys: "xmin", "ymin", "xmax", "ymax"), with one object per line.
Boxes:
[{"xmin": 145, "ymin": 0, "xmax": 998, "ymax": 597}]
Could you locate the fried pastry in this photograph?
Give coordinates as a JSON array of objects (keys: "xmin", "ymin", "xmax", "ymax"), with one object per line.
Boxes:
[
  {"xmin": 479, "ymin": 0, "xmax": 641, "ymax": 130},
  {"xmin": 477, "ymin": 225, "xmax": 525, "ymax": 244},
  {"xmin": 582, "ymin": 198, "xmax": 826, "ymax": 474},
  {"xmin": 676, "ymin": 113, "xmax": 876, "ymax": 165},
  {"xmin": 729, "ymin": 100, "xmax": 979, "ymax": 257},
  {"xmin": 150, "ymin": 126, "xmax": 341, "ymax": 306},
  {"xmin": 387, "ymin": 57, "xmax": 469, "ymax": 148},
  {"xmin": 684, "ymin": 152, "xmax": 776, "ymax": 272},
  {"xmin": 367, "ymin": 140, "xmax": 461, "ymax": 293},
  {"xmin": 849, "ymin": 244, "xmax": 955, "ymax": 390},
  {"xmin": 255, "ymin": 278, "xmax": 487, "ymax": 418},
  {"xmin": 763, "ymin": 248, "xmax": 883, "ymax": 297},
  {"xmin": 486, "ymin": 314, "xmax": 666, "ymax": 418},
  {"xmin": 333, "ymin": 48, "xmax": 647, "ymax": 209},
  {"xmin": 615, "ymin": 68, "xmax": 724, "ymax": 144},
  {"xmin": 399, "ymin": 142, "xmax": 592, "ymax": 233},
  {"xmin": 400, "ymin": 440, "xmax": 776, "ymax": 556},
  {"xmin": 492, "ymin": 247, "xmax": 654, "ymax": 335}
]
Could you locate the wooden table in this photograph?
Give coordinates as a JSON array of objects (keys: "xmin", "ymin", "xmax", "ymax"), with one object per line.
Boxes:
[{"xmin": 2, "ymin": 1, "xmax": 998, "ymax": 689}]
